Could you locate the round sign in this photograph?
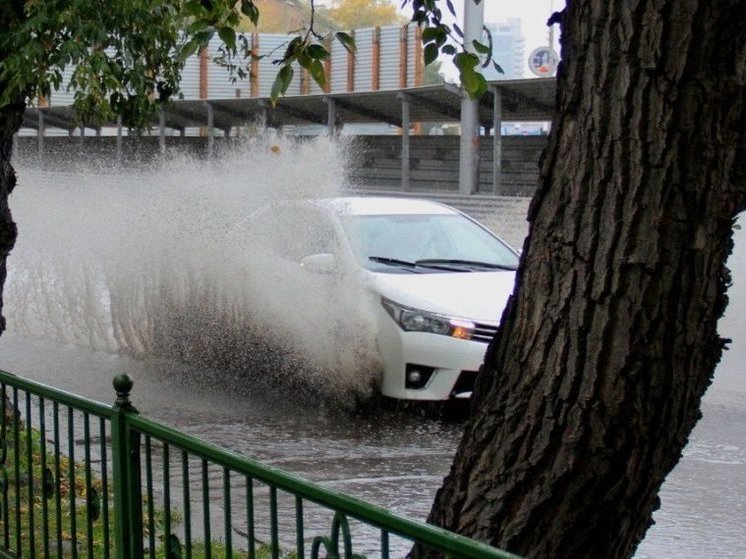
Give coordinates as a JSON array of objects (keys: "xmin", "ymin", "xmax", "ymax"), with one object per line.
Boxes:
[{"xmin": 528, "ymin": 46, "xmax": 559, "ymax": 77}]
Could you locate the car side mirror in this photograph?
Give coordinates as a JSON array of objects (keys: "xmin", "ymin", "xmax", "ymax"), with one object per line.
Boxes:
[{"xmin": 300, "ymin": 253, "xmax": 336, "ymax": 274}]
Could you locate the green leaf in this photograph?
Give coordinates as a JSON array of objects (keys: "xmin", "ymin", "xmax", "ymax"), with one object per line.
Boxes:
[
  {"xmin": 240, "ymin": 1, "xmax": 260, "ymax": 26},
  {"xmin": 424, "ymin": 44, "xmax": 438, "ymax": 66},
  {"xmin": 461, "ymin": 68, "xmax": 478, "ymax": 92},
  {"xmin": 297, "ymin": 46, "xmax": 311, "ymax": 68},
  {"xmin": 492, "ymin": 61, "xmax": 504, "ymax": 75},
  {"xmin": 178, "ymin": 38, "xmax": 202, "ymax": 63},
  {"xmin": 411, "ymin": 11, "xmax": 427, "ymax": 25},
  {"xmin": 183, "ymin": 0, "xmax": 203, "ymax": 17},
  {"xmin": 187, "ymin": 19, "xmax": 209, "ymax": 35},
  {"xmin": 442, "ymin": 44, "xmax": 456, "ymax": 56},
  {"xmin": 307, "ymin": 44, "xmax": 328, "ymax": 61},
  {"xmin": 335, "ymin": 31, "xmax": 356, "ymax": 55},
  {"xmin": 271, "ymin": 64, "xmax": 293, "ymax": 100},
  {"xmin": 309, "ymin": 59, "xmax": 326, "ymax": 88},
  {"xmin": 461, "ymin": 69, "xmax": 487, "ymax": 99},
  {"xmin": 217, "ymin": 27, "xmax": 236, "ymax": 51},
  {"xmin": 422, "ymin": 27, "xmax": 439, "ymax": 44},
  {"xmin": 472, "ymin": 40, "xmax": 490, "ymax": 55},
  {"xmin": 283, "ymin": 36, "xmax": 303, "ymax": 62},
  {"xmin": 454, "ymin": 51, "xmax": 479, "ymax": 71}
]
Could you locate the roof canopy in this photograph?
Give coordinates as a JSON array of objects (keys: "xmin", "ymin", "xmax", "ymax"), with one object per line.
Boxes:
[{"xmin": 21, "ymin": 78, "xmax": 556, "ymax": 133}]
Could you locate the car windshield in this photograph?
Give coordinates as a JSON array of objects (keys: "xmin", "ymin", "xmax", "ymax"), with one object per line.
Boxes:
[{"xmin": 341, "ymin": 213, "xmax": 519, "ymax": 273}]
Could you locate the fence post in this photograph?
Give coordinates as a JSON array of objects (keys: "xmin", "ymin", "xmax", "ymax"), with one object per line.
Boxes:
[{"xmin": 111, "ymin": 374, "xmax": 144, "ymax": 559}]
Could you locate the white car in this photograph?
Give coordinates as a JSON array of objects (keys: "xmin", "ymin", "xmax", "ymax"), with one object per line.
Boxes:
[{"xmin": 240, "ymin": 196, "xmax": 519, "ymax": 401}]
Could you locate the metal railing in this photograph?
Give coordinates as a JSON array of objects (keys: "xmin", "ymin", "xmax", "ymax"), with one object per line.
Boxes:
[{"xmin": 0, "ymin": 369, "xmax": 520, "ymax": 559}]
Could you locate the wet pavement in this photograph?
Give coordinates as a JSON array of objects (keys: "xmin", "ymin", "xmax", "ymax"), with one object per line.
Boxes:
[{"xmin": 0, "ymin": 332, "xmax": 744, "ymax": 558}]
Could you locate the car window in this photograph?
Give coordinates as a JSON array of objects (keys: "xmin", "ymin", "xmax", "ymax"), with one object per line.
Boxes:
[{"xmin": 342, "ymin": 214, "xmax": 518, "ymax": 271}]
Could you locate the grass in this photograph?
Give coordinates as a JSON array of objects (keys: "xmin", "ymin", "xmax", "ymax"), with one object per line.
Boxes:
[{"xmin": 0, "ymin": 418, "xmax": 297, "ymax": 558}]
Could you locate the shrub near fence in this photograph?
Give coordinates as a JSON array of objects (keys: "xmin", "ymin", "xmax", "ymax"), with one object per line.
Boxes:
[{"xmin": 0, "ymin": 369, "xmax": 520, "ymax": 559}]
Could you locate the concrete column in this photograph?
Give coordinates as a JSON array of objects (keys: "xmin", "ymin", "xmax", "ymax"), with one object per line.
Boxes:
[
  {"xmin": 159, "ymin": 108, "xmax": 166, "ymax": 154},
  {"xmin": 324, "ymin": 97, "xmax": 336, "ymax": 136},
  {"xmin": 458, "ymin": 0, "xmax": 484, "ymax": 195},
  {"xmin": 492, "ymin": 87, "xmax": 503, "ymax": 194},
  {"xmin": 399, "ymin": 93, "xmax": 410, "ymax": 191},
  {"xmin": 37, "ymin": 111, "xmax": 45, "ymax": 167},
  {"xmin": 116, "ymin": 115, "xmax": 123, "ymax": 165},
  {"xmin": 205, "ymin": 102, "xmax": 214, "ymax": 158}
]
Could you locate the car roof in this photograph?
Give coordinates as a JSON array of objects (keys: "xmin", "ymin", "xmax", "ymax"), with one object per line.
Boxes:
[{"xmin": 311, "ymin": 196, "xmax": 459, "ymax": 216}]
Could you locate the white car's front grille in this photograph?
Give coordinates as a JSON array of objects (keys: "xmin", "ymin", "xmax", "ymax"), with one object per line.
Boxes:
[{"xmin": 472, "ymin": 322, "xmax": 499, "ymax": 343}]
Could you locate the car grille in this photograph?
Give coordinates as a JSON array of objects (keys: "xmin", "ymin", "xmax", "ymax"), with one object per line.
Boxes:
[{"xmin": 471, "ymin": 322, "xmax": 499, "ymax": 343}]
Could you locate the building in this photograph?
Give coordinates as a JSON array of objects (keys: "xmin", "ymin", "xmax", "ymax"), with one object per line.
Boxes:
[{"xmin": 483, "ymin": 19, "xmax": 525, "ymax": 81}]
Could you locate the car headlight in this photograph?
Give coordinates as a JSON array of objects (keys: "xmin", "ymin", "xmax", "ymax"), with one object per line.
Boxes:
[{"xmin": 381, "ymin": 297, "xmax": 476, "ymax": 340}]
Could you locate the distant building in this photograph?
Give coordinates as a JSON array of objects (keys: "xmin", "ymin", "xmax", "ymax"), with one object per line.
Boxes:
[{"xmin": 483, "ymin": 19, "xmax": 525, "ymax": 80}]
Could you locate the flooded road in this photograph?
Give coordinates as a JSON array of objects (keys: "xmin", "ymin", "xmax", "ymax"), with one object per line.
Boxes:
[
  {"xmin": 0, "ymin": 333, "xmax": 461, "ymax": 523},
  {"xmin": 0, "ymin": 332, "xmax": 744, "ymax": 558}
]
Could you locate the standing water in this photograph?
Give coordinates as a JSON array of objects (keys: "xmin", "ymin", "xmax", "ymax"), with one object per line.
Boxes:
[{"xmin": 0, "ymin": 138, "xmax": 744, "ymax": 557}]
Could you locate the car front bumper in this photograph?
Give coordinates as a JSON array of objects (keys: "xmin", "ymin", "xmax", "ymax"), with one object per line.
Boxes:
[{"xmin": 376, "ymin": 312, "xmax": 491, "ymax": 401}]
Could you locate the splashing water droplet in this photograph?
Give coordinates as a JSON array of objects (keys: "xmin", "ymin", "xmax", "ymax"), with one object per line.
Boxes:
[{"xmin": 8, "ymin": 135, "xmax": 381, "ymax": 408}]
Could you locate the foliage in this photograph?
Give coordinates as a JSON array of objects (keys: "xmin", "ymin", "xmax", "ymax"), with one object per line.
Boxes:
[
  {"xmin": 236, "ymin": 0, "xmax": 338, "ymax": 34},
  {"xmin": 3, "ymin": 424, "xmax": 111, "ymax": 557},
  {"xmin": 413, "ymin": 0, "xmax": 500, "ymax": 98},
  {"xmin": 262, "ymin": 0, "xmax": 499, "ymax": 100},
  {"xmin": 0, "ymin": 0, "xmax": 494, "ymax": 131},
  {"xmin": 1, "ymin": 422, "xmax": 291, "ymax": 558},
  {"xmin": 1, "ymin": 0, "xmax": 191, "ymax": 127},
  {"xmin": 321, "ymin": 0, "xmax": 406, "ymax": 30}
]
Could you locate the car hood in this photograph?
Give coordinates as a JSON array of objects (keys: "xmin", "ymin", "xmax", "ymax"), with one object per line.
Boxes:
[{"xmin": 367, "ymin": 270, "xmax": 516, "ymax": 323}]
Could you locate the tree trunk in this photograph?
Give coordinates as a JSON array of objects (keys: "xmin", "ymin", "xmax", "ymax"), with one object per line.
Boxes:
[
  {"xmin": 428, "ymin": 1, "xmax": 746, "ymax": 558},
  {"xmin": 0, "ymin": 100, "xmax": 23, "ymax": 337},
  {"xmin": 0, "ymin": 0, "xmax": 25, "ymax": 338}
]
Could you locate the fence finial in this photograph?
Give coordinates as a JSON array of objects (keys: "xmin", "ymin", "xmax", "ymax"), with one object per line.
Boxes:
[{"xmin": 113, "ymin": 373, "xmax": 137, "ymax": 412}]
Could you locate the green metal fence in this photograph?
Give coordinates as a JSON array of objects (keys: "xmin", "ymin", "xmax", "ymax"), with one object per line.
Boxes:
[{"xmin": 0, "ymin": 369, "xmax": 520, "ymax": 559}]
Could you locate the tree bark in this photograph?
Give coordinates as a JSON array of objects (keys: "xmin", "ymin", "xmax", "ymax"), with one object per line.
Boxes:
[
  {"xmin": 428, "ymin": 1, "xmax": 746, "ymax": 558},
  {"xmin": 0, "ymin": 101, "xmax": 22, "ymax": 336},
  {"xmin": 0, "ymin": 0, "xmax": 26, "ymax": 338}
]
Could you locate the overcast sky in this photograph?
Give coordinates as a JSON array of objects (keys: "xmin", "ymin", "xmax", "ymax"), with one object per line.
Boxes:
[
  {"xmin": 398, "ymin": 0, "xmax": 565, "ymax": 52},
  {"xmin": 484, "ymin": 0, "xmax": 565, "ymax": 51}
]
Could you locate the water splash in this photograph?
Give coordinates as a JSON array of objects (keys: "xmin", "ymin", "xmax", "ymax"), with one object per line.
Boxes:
[{"xmin": 7, "ymin": 135, "xmax": 381, "ymax": 406}]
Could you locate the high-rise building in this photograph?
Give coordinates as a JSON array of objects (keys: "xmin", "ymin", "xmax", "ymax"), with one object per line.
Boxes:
[{"xmin": 483, "ymin": 19, "xmax": 525, "ymax": 80}]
